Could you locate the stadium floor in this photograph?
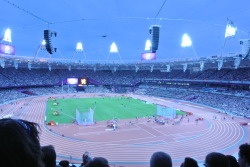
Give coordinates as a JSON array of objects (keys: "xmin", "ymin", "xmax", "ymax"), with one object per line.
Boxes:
[{"xmin": 1, "ymin": 93, "xmax": 249, "ymax": 167}]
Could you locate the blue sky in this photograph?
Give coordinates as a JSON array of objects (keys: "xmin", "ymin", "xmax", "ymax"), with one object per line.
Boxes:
[{"xmin": 0, "ymin": 0, "xmax": 250, "ymax": 62}]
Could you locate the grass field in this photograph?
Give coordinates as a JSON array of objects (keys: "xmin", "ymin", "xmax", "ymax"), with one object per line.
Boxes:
[{"xmin": 46, "ymin": 97, "xmax": 185, "ymax": 124}]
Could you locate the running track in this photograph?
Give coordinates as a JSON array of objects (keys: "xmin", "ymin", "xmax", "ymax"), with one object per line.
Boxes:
[{"xmin": 1, "ymin": 93, "xmax": 249, "ymax": 167}]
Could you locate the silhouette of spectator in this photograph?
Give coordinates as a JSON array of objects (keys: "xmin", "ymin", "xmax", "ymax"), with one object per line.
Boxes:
[
  {"xmin": 182, "ymin": 157, "xmax": 199, "ymax": 167},
  {"xmin": 41, "ymin": 145, "xmax": 57, "ymax": 167},
  {"xmin": 85, "ymin": 157, "xmax": 110, "ymax": 167},
  {"xmin": 204, "ymin": 152, "xmax": 229, "ymax": 167},
  {"xmin": 81, "ymin": 151, "xmax": 92, "ymax": 166},
  {"xmin": 59, "ymin": 160, "xmax": 70, "ymax": 167},
  {"xmin": 0, "ymin": 118, "xmax": 44, "ymax": 167},
  {"xmin": 226, "ymin": 155, "xmax": 239, "ymax": 167},
  {"xmin": 238, "ymin": 143, "xmax": 250, "ymax": 167},
  {"xmin": 150, "ymin": 151, "xmax": 172, "ymax": 167}
]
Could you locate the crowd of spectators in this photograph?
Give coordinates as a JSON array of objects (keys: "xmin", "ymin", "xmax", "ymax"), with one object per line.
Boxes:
[
  {"xmin": 0, "ymin": 85, "xmax": 112, "ymax": 104},
  {"xmin": 0, "ymin": 83, "xmax": 249, "ymax": 116},
  {"xmin": 0, "ymin": 67, "xmax": 250, "ymax": 87},
  {"xmin": 0, "ymin": 66, "xmax": 249, "ymax": 116},
  {"xmin": 135, "ymin": 85, "xmax": 250, "ymax": 116},
  {"xmin": 84, "ymin": 86, "xmax": 111, "ymax": 93},
  {"xmin": 0, "ymin": 89, "xmax": 30, "ymax": 104}
]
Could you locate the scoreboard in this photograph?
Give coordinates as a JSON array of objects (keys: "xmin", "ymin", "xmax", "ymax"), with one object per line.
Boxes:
[
  {"xmin": 0, "ymin": 43, "xmax": 15, "ymax": 55},
  {"xmin": 78, "ymin": 78, "xmax": 88, "ymax": 86},
  {"xmin": 66, "ymin": 78, "xmax": 89, "ymax": 86},
  {"xmin": 67, "ymin": 78, "xmax": 78, "ymax": 85}
]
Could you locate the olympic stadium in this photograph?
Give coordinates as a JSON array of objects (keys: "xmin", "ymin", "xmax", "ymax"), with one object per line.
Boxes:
[{"xmin": 0, "ymin": 0, "xmax": 250, "ymax": 167}]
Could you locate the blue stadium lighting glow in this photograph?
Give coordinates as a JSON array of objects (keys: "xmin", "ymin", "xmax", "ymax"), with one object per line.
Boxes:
[
  {"xmin": 3, "ymin": 28, "xmax": 12, "ymax": 43},
  {"xmin": 110, "ymin": 42, "xmax": 118, "ymax": 53},
  {"xmin": 145, "ymin": 39, "xmax": 152, "ymax": 51},
  {"xmin": 181, "ymin": 33, "xmax": 192, "ymax": 47}
]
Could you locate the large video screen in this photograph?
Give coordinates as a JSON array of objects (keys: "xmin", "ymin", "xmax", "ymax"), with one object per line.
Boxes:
[
  {"xmin": 141, "ymin": 52, "xmax": 156, "ymax": 60},
  {"xmin": 0, "ymin": 43, "xmax": 15, "ymax": 55},
  {"xmin": 67, "ymin": 78, "xmax": 78, "ymax": 85}
]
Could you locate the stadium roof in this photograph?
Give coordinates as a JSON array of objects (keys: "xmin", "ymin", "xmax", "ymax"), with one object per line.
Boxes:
[{"xmin": 0, "ymin": 0, "xmax": 250, "ymax": 64}]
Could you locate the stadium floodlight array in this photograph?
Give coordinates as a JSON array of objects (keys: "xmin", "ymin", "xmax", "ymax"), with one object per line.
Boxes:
[
  {"xmin": 40, "ymin": 40, "xmax": 46, "ymax": 50},
  {"xmin": 145, "ymin": 39, "xmax": 152, "ymax": 51},
  {"xmin": 110, "ymin": 42, "xmax": 118, "ymax": 53},
  {"xmin": 108, "ymin": 42, "xmax": 122, "ymax": 61},
  {"xmin": 225, "ymin": 21, "xmax": 237, "ymax": 38},
  {"xmin": 41, "ymin": 40, "xmax": 46, "ymax": 46},
  {"xmin": 76, "ymin": 42, "xmax": 83, "ymax": 52},
  {"xmin": 3, "ymin": 28, "xmax": 12, "ymax": 43},
  {"xmin": 181, "ymin": 33, "xmax": 192, "ymax": 47},
  {"xmin": 0, "ymin": 28, "xmax": 15, "ymax": 56}
]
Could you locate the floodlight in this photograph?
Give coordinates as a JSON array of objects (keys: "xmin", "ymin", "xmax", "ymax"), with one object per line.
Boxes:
[
  {"xmin": 76, "ymin": 42, "xmax": 83, "ymax": 51},
  {"xmin": 145, "ymin": 39, "xmax": 152, "ymax": 51},
  {"xmin": 110, "ymin": 42, "xmax": 118, "ymax": 53},
  {"xmin": 225, "ymin": 24, "xmax": 237, "ymax": 38},
  {"xmin": 3, "ymin": 28, "xmax": 12, "ymax": 42},
  {"xmin": 41, "ymin": 40, "xmax": 46, "ymax": 45},
  {"xmin": 181, "ymin": 33, "xmax": 192, "ymax": 47}
]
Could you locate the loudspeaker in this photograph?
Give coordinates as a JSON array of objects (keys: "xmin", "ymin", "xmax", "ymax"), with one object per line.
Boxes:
[
  {"xmin": 44, "ymin": 30, "xmax": 57, "ymax": 54},
  {"xmin": 150, "ymin": 25, "xmax": 160, "ymax": 53}
]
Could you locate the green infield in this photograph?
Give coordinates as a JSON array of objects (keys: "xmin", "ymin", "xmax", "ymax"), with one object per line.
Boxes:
[{"xmin": 46, "ymin": 97, "xmax": 186, "ymax": 124}]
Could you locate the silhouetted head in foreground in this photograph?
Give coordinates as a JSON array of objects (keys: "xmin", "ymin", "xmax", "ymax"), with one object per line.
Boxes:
[
  {"xmin": 150, "ymin": 151, "xmax": 172, "ymax": 167},
  {"xmin": 85, "ymin": 157, "xmax": 110, "ymax": 167},
  {"xmin": 238, "ymin": 143, "xmax": 250, "ymax": 167},
  {"xmin": 41, "ymin": 145, "xmax": 57, "ymax": 167},
  {"xmin": 0, "ymin": 118, "xmax": 43, "ymax": 167},
  {"xmin": 183, "ymin": 157, "xmax": 199, "ymax": 167},
  {"xmin": 226, "ymin": 155, "xmax": 239, "ymax": 167},
  {"xmin": 205, "ymin": 152, "xmax": 229, "ymax": 167}
]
